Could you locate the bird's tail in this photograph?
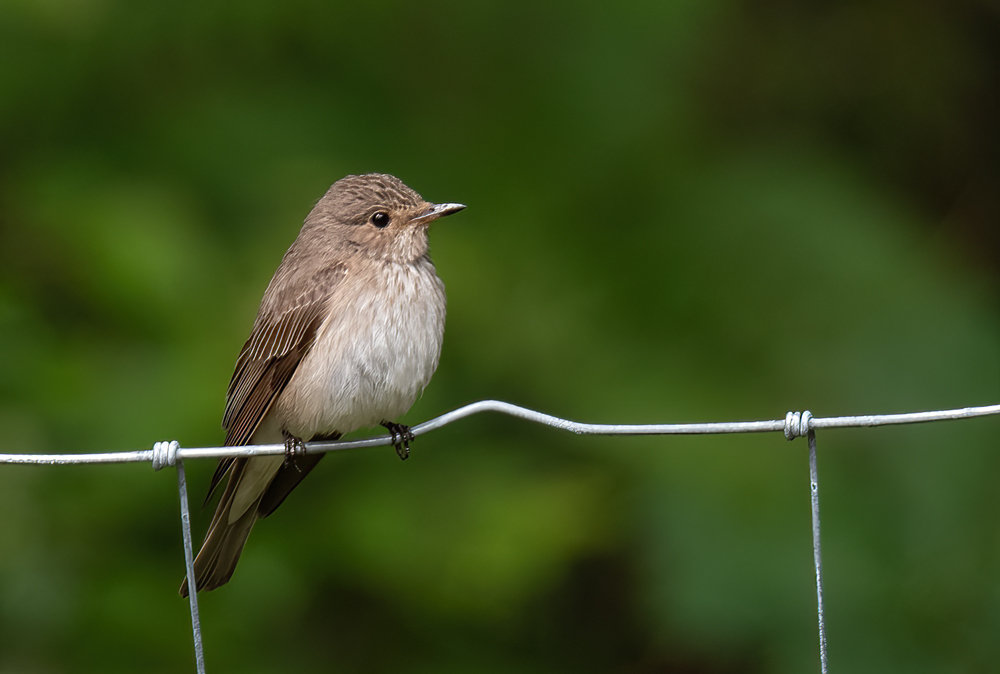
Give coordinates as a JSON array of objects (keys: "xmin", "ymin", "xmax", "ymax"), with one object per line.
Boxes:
[
  {"xmin": 179, "ymin": 448, "xmax": 329, "ymax": 597},
  {"xmin": 180, "ymin": 461, "xmax": 259, "ymax": 598}
]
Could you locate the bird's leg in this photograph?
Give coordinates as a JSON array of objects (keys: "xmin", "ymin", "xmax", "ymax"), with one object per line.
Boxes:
[
  {"xmin": 282, "ymin": 430, "xmax": 307, "ymax": 471},
  {"xmin": 380, "ymin": 421, "xmax": 414, "ymax": 460}
]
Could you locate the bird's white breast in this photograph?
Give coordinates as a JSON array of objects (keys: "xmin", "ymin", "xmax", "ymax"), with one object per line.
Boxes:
[{"xmin": 274, "ymin": 257, "xmax": 446, "ymax": 439}]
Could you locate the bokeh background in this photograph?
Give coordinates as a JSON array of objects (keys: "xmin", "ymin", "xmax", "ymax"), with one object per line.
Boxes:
[{"xmin": 1, "ymin": 1, "xmax": 999, "ymax": 672}]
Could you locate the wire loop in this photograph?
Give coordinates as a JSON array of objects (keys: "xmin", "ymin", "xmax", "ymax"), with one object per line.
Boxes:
[
  {"xmin": 151, "ymin": 440, "xmax": 180, "ymax": 471},
  {"xmin": 784, "ymin": 410, "xmax": 813, "ymax": 440}
]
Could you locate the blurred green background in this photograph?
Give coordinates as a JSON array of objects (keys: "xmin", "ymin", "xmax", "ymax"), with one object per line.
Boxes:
[{"xmin": 1, "ymin": 0, "xmax": 999, "ymax": 672}]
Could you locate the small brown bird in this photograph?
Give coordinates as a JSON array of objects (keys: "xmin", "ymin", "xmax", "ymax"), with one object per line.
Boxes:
[{"xmin": 180, "ymin": 174, "xmax": 464, "ymax": 596}]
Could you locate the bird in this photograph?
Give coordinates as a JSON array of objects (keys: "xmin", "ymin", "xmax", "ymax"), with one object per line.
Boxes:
[{"xmin": 180, "ymin": 173, "xmax": 464, "ymax": 597}]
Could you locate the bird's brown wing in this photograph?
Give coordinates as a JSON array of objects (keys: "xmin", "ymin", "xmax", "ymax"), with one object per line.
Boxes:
[{"xmin": 205, "ymin": 263, "xmax": 346, "ymax": 500}]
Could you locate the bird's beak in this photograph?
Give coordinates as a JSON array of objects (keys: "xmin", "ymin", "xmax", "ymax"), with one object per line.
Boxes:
[{"xmin": 412, "ymin": 202, "xmax": 466, "ymax": 225}]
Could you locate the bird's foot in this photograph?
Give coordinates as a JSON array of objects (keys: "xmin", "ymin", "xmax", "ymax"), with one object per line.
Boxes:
[
  {"xmin": 282, "ymin": 430, "xmax": 307, "ymax": 471},
  {"xmin": 381, "ymin": 421, "xmax": 414, "ymax": 460}
]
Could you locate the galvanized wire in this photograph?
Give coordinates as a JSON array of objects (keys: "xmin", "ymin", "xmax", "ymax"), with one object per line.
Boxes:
[
  {"xmin": 3, "ymin": 400, "xmax": 998, "ymax": 466},
  {"xmin": 1, "ymin": 399, "xmax": 999, "ymax": 674},
  {"xmin": 176, "ymin": 459, "xmax": 206, "ymax": 674},
  {"xmin": 808, "ymin": 430, "xmax": 829, "ymax": 674}
]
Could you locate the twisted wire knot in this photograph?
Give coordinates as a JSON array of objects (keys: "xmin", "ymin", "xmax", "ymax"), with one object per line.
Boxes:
[
  {"xmin": 784, "ymin": 411, "xmax": 813, "ymax": 440},
  {"xmin": 151, "ymin": 440, "xmax": 180, "ymax": 471}
]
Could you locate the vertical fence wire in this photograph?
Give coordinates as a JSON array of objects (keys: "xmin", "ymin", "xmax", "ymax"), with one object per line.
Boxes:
[
  {"xmin": 808, "ymin": 430, "xmax": 829, "ymax": 674},
  {"xmin": 176, "ymin": 460, "xmax": 206, "ymax": 674}
]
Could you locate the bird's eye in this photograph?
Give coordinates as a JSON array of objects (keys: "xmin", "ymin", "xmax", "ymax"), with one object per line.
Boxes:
[{"xmin": 370, "ymin": 212, "xmax": 390, "ymax": 228}]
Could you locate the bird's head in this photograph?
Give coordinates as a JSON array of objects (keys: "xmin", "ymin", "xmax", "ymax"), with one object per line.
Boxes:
[{"xmin": 305, "ymin": 173, "xmax": 465, "ymax": 263}]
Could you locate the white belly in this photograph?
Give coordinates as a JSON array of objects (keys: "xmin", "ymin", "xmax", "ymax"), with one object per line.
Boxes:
[{"xmin": 274, "ymin": 259, "xmax": 446, "ymax": 439}]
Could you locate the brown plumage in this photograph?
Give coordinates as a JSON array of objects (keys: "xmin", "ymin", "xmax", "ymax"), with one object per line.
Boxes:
[{"xmin": 180, "ymin": 174, "xmax": 464, "ymax": 596}]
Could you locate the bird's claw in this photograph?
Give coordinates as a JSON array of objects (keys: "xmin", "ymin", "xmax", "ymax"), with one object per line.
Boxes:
[
  {"xmin": 282, "ymin": 431, "xmax": 306, "ymax": 471},
  {"xmin": 381, "ymin": 421, "xmax": 414, "ymax": 460}
]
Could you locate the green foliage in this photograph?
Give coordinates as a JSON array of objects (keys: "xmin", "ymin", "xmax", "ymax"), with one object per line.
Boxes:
[{"xmin": 0, "ymin": 1, "xmax": 998, "ymax": 672}]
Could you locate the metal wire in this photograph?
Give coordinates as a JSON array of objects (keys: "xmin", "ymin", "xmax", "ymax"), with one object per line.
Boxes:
[
  {"xmin": 808, "ymin": 430, "xmax": 829, "ymax": 674},
  {"xmin": 3, "ymin": 400, "xmax": 997, "ymax": 465},
  {"xmin": 1, "ymin": 399, "xmax": 999, "ymax": 674},
  {"xmin": 176, "ymin": 459, "xmax": 206, "ymax": 674}
]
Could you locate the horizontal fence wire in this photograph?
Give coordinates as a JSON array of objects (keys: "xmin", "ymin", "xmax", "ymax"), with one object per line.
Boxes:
[
  {"xmin": 1, "ymin": 399, "xmax": 999, "ymax": 674},
  {"xmin": 2, "ymin": 400, "xmax": 998, "ymax": 466}
]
